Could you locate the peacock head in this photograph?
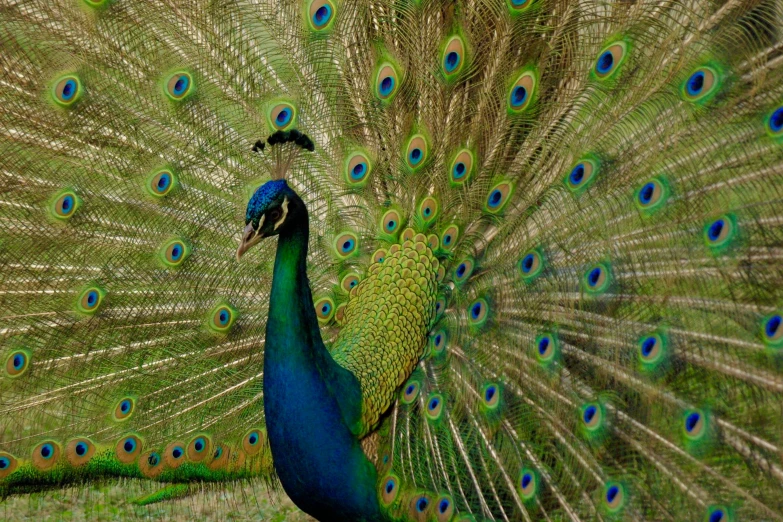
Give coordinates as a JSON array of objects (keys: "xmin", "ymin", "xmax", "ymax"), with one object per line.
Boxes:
[{"xmin": 237, "ymin": 179, "xmax": 301, "ymax": 261}]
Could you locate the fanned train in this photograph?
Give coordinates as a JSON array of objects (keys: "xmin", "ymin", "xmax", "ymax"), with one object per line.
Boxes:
[{"xmin": 2, "ymin": 0, "xmax": 783, "ymax": 520}]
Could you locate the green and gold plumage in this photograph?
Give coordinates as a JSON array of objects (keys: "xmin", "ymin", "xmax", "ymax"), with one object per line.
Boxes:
[{"xmin": 2, "ymin": 0, "xmax": 783, "ymax": 520}]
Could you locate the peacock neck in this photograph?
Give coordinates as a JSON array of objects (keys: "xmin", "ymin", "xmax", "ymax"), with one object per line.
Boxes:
[{"xmin": 263, "ymin": 203, "xmax": 383, "ymax": 522}]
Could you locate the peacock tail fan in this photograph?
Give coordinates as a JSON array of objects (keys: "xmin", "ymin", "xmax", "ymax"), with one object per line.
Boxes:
[{"xmin": 2, "ymin": 0, "xmax": 783, "ymax": 520}]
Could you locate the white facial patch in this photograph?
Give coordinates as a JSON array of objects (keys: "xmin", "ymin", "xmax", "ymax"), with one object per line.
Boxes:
[{"xmin": 274, "ymin": 196, "xmax": 289, "ymax": 230}]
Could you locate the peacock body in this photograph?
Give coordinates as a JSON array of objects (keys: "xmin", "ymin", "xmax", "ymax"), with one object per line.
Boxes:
[{"xmin": 2, "ymin": 0, "xmax": 783, "ymax": 520}]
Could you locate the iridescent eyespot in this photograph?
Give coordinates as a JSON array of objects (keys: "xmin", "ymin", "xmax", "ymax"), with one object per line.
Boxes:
[
  {"xmin": 116, "ymin": 434, "xmax": 143, "ymax": 464},
  {"xmin": 140, "ymin": 451, "xmax": 164, "ymax": 478},
  {"xmin": 333, "ymin": 231, "xmax": 359, "ymax": 259},
  {"xmin": 0, "ymin": 452, "xmax": 18, "ymax": 479},
  {"xmin": 638, "ymin": 333, "xmax": 667, "ymax": 369},
  {"xmin": 52, "ymin": 75, "xmax": 82, "ymax": 107},
  {"xmin": 761, "ymin": 313, "xmax": 783, "ymax": 347},
  {"xmin": 683, "ymin": 409, "xmax": 707, "ymax": 440},
  {"xmin": 535, "ymin": 332, "xmax": 559, "ymax": 364},
  {"xmin": 380, "ymin": 474, "xmax": 400, "ymax": 505},
  {"xmin": 163, "ymin": 442, "xmax": 186, "ymax": 468},
  {"xmin": 427, "ymin": 234, "xmax": 439, "ymax": 251},
  {"xmin": 340, "ymin": 273, "xmax": 361, "ymax": 293},
  {"xmin": 518, "ymin": 468, "xmax": 538, "ymax": 501},
  {"xmin": 442, "ymin": 36, "xmax": 465, "ymax": 77},
  {"xmin": 440, "ymin": 225, "xmax": 459, "ymax": 249},
  {"xmin": 426, "ymin": 394, "xmax": 444, "ymax": 420},
  {"xmin": 704, "ymin": 214, "xmax": 736, "ymax": 249},
  {"xmin": 581, "ymin": 403, "xmax": 603, "ymax": 430},
  {"xmin": 418, "ymin": 196, "xmax": 439, "ymax": 224},
  {"xmin": 485, "ymin": 181, "xmax": 513, "ymax": 213},
  {"xmin": 380, "ymin": 209, "xmax": 402, "ymax": 236},
  {"xmin": 482, "ymin": 383, "xmax": 500, "ymax": 409},
  {"xmin": 268, "ymin": 102, "xmax": 297, "ymax": 131},
  {"xmin": 344, "ymin": 151, "xmax": 372, "ymax": 186},
  {"xmin": 410, "ymin": 494, "xmax": 431, "ymax": 518},
  {"xmin": 635, "ymin": 177, "xmax": 667, "ymax": 212},
  {"xmin": 209, "ymin": 303, "xmax": 237, "ymax": 333},
  {"xmin": 449, "ymin": 149, "xmax": 474, "ymax": 185},
  {"xmin": 113, "ymin": 397, "xmax": 136, "ymax": 421},
  {"xmin": 165, "ymin": 72, "xmax": 194, "ymax": 101},
  {"xmin": 682, "ymin": 66, "xmax": 719, "ymax": 102},
  {"xmin": 187, "ymin": 435, "xmax": 211, "ymax": 461},
  {"xmin": 508, "ymin": 70, "xmax": 536, "ymax": 113},
  {"xmin": 434, "ymin": 296, "xmax": 446, "ymax": 317},
  {"xmin": 434, "ymin": 494, "xmax": 454, "ymax": 521},
  {"xmin": 160, "ymin": 238, "xmax": 190, "ymax": 267},
  {"xmin": 373, "ymin": 248, "xmax": 387, "ymax": 264},
  {"xmin": 66, "ymin": 438, "xmax": 95, "ymax": 466},
  {"xmin": 453, "ymin": 258, "xmax": 474, "ymax": 284},
  {"xmin": 243, "ymin": 429, "xmax": 264, "ymax": 456},
  {"xmin": 147, "ymin": 169, "xmax": 177, "ymax": 197},
  {"xmin": 315, "ymin": 296, "xmax": 335, "ymax": 323},
  {"xmin": 506, "ymin": 0, "xmax": 533, "ymax": 12},
  {"xmin": 431, "ymin": 330, "xmax": 446, "ymax": 355},
  {"xmin": 706, "ymin": 506, "xmax": 731, "ymax": 522},
  {"xmin": 32, "ymin": 441, "xmax": 61, "ymax": 470},
  {"xmin": 401, "ymin": 381, "xmax": 419, "ymax": 403},
  {"xmin": 603, "ymin": 482, "xmax": 626, "ymax": 513},
  {"xmin": 467, "ymin": 298, "xmax": 488, "ymax": 327},
  {"xmin": 594, "ymin": 42, "xmax": 627, "ymax": 79},
  {"xmin": 519, "ymin": 249, "xmax": 544, "ymax": 280},
  {"xmin": 77, "ymin": 286, "xmax": 105, "ymax": 314},
  {"xmin": 308, "ymin": 0, "xmax": 335, "ymax": 30},
  {"xmin": 375, "ymin": 63, "xmax": 400, "ymax": 101},
  {"xmin": 583, "ymin": 263, "xmax": 611, "ymax": 293},
  {"xmin": 566, "ymin": 159, "xmax": 598, "ymax": 193},
  {"xmin": 406, "ymin": 135, "xmax": 428, "ymax": 170},
  {"xmin": 767, "ymin": 105, "xmax": 783, "ymax": 137},
  {"xmin": 5, "ymin": 349, "xmax": 30, "ymax": 378},
  {"xmin": 51, "ymin": 190, "xmax": 81, "ymax": 220}
]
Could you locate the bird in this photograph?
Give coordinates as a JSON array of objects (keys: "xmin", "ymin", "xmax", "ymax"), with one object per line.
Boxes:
[{"xmin": 1, "ymin": 0, "xmax": 783, "ymax": 520}]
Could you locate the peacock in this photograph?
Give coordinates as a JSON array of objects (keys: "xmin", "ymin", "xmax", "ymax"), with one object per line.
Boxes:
[{"xmin": 2, "ymin": 0, "xmax": 783, "ymax": 520}]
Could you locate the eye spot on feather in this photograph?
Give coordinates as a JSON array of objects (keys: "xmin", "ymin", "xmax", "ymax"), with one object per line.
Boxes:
[
  {"xmin": 442, "ymin": 36, "xmax": 465, "ymax": 76},
  {"xmin": 767, "ymin": 106, "xmax": 783, "ymax": 136},
  {"xmin": 406, "ymin": 135, "xmax": 428, "ymax": 170},
  {"xmin": 440, "ymin": 225, "xmax": 459, "ymax": 249},
  {"xmin": 426, "ymin": 394, "xmax": 444, "ymax": 420},
  {"xmin": 418, "ymin": 197, "xmax": 439, "ymax": 224},
  {"xmin": 113, "ymin": 397, "xmax": 135, "ymax": 421},
  {"xmin": 32, "ymin": 441, "xmax": 61, "ymax": 470},
  {"xmin": 434, "ymin": 296, "xmax": 446, "ymax": 317},
  {"xmin": 340, "ymin": 273, "xmax": 361, "ymax": 293},
  {"xmin": 434, "ymin": 495, "xmax": 454, "ymax": 521},
  {"xmin": 52, "ymin": 75, "xmax": 82, "ymax": 107},
  {"xmin": 485, "ymin": 181, "xmax": 513, "ymax": 213},
  {"xmin": 401, "ymin": 381, "xmax": 420, "ymax": 403},
  {"xmin": 66, "ymin": 438, "xmax": 95, "ymax": 467},
  {"xmin": 683, "ymin": 409, "xmax": 707, "ymax": 440},
  {"xmin": 453, "ymin": 258, "xmax": 474, "ymax": 284},
  {"xmin": 373, "ymin": 248, "xmax": 387, "ymax": 264},
  {"xmin": 380, "ymin": 474, "xmax": 400, "ymax": 505},
  {"xmin": 707, "ymin": 506, "xmax": 731, "ymax": 522},
  {"xmin": 704, "ymin": 215, "xmax": 736, "ymax": 249},
  {"xmin": 315, "ymin": 296, "xmax": 335, "ymax": 324},
  {"xmin": 450, "ymin": 149, "xmax": 474, "ymax": 185},
  {"xmin": 148, "ymin": 169, "xmax": 177, "ymax": 197},
  {"xmin": 209, "ymin": 304, "xmax": 237, "ymax": 333},
  {"xmin": 508, "ymin": 71, "xmax": 536, "ymax": 113},
  {"xmin": 519, "ymin": 249, "xmax": 544, "ymax": 280},
  {"xmin": 77, "ymin": 286, "xmax": 105, "ymax": 314},
  {"xmin": 375, "ymin": 63, "xmax": 399, "ymax": 101},
  {"xmin": 161, "ymin": 238, "xmax": 190, "ymax": 267},
  {"xmin": 518, "ymin": 468, "xmax": 538, "ymax": 500},
  {"xmin": 51, "ymin": 190, "xmax": 82, "ymax": 220},
  {"xmin": 482, "ymin": 383, "xmax": 500, "ymax": 409},
  {"xmin": 535, "ymin": 332, "xmax": 559, "ymax": 364},
  {"xmin": 507, "ymin": 0, "xmax": 533, "ymax": 12},
  {"xmin": 165, "ymin": 72, "xmax": 193, "ymax": 101},
  {"xmin": 682, "ymin": 66, "xmax": 718, "ymax": 102},
  {"xmin": 594, "ymin": 42, "xmax": 627, "ymax": 79},
  {"xmin": 344, "ymin": 151, "xmax": 372, "ymax": 186},
  {"xmin": 5, "ymin": 349, "xmax": 30, "ymax": 378},
  {"xmin": 409, "ymin": 493, "xmax": 432, "ymax": 520},
  {"xmin": 380, "ymin": 209, "xmax": 402, "ymax": 236},
  {"xmin": 635, "ymin": 177, "xmax": 668, "ymax": 212},
  {"xmin": 268, "ymin": 102, "xmax": 297, "ymax": 131},
  {"xmin": 431, "ymin": 330, "xmax": 446, "ymax": 355},
  {"xmin": 638, "ymin": 333, "xmax": 668, "ymax": 370},
  {"xmin": 581, "ymin": 403, "xmax": 603, "ymax": 430},
  {"xmin": 187, "ymin": 435, "xmax": 211, "ymax": 461},
  {"xmin": 0, "ymin": 452, "xmax": 18, "ymax": 479},
  {"xmin": 308, "ymin": 0, "xmax": 335, "ymax": 30},
  {"xmin": 243, "ymin": 429, "xmax": 264, "ymax": 456},
  {"xmin": 566, "ymin": 159, "xmax": 598, "ymax": 193},
  {"xmin": 116, "ymin": 434, "xmax": 142, "ymax": 464},
  {"xmin": 333, "ymin": 232, "xmax": 359, "ymax": 259},
  {"xmin": 164, "ymin": 442, "xmax": 186, "ymax": 468},
  {"xmin": 583, "ymin": 263, "xmax": 610, "ymax": 294},
  {"xmin": 604, "ymin": 482, "xmax": 626, "ymax": 512},
  {"xmin": 140, "ymin": 450, "xmax": 164, "ymax": 478},
  {"xmin": 762, "ymin": 313, "xmax": 783, "ymax": 346}
]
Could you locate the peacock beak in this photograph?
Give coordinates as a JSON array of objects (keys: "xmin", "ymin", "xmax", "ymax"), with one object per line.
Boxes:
[{"xmin": 236, "ymin": 222, "xmax": 264, "ymax": 262}]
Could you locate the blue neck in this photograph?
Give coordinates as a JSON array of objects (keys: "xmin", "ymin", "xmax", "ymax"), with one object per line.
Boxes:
[{"xmin": 263, "ymin": 204, "xmax": 382, "ymax": 521}]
